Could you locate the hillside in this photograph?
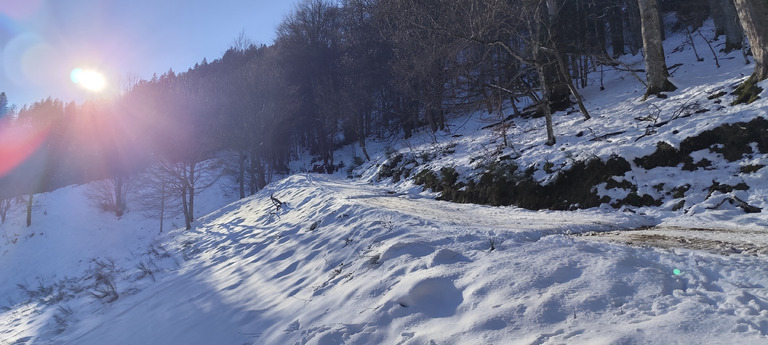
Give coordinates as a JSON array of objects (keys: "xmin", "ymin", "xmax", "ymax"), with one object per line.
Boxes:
[
  {"xmin": 352, "ymin": 21, "xmax": 768, "ymax": 246},
  {"xmin": 363, "ymin": 31, "xmax": 766, "ymax": 213},
  {"xmin": 2, "ymin": 21, "xmax": 768, "ymax": 344}
]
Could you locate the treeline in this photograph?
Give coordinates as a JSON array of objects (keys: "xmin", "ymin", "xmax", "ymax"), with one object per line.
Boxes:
[{"xmin": 1, "ymin": 0, "xmax": 766, "ymax": 227}]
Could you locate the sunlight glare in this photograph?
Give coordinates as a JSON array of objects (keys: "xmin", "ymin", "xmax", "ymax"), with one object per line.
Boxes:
[{"xmin": 71, "ymin": 68, "xmax": 106, "ymax": 92}]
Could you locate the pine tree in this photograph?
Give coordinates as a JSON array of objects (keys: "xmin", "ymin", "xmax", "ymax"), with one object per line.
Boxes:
[{"xmin": 0, "ymin": 92, "xmax": 8, "ymax": 117}]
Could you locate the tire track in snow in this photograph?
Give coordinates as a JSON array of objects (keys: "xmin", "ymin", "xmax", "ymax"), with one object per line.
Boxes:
[
  {"xmin": 578, "ymin": 226, "xmax": 768, "ymax": 256},
  {"xmin": 310, "ymin": 175, "xmax": 648, "ymax": 234}
]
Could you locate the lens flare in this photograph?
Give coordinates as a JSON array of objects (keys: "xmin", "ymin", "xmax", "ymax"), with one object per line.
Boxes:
[
  {"xmin": 0, "ymin": 120, "xmax": 50, "ymax": 178},
  {"xmin": 673, "ymin": 269, "xmax": 681, "ymax": 275},
  {"xmin": 0, "ymin": 0, "xmax": 42, "ymax": 19},
  {"xmin": 71, "ymin": 68, "xmax": 106, "ymax": 92}
]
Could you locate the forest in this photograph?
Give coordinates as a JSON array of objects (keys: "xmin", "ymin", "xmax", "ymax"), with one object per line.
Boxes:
[{"xmin": 0, "ymin": 0, "xmax": 766, "ymax": 229}]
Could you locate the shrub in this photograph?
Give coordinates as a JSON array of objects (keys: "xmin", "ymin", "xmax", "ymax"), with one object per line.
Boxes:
[
  {"xmin": 86, "ymin": 258, "xmax": 120, "ymax": 303},
  {"xmin": 85, "ymin": 177, "xmax": 129, "ymax": 217}
]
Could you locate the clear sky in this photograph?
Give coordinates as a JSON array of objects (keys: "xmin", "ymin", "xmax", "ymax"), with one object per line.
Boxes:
[{"xmin": 1, "ymin": 0, "xmax": 300, "ymax": 108}]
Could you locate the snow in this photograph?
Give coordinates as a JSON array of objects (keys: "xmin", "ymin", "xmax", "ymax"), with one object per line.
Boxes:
[{"xmin": 2, "ymin": 20, "xmax": 768, "ymax": 344}]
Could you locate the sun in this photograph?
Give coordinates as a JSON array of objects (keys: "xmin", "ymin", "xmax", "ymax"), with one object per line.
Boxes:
[{"xmin": 71, "ymin": 68, "xmax": 107, "ymax": 92}]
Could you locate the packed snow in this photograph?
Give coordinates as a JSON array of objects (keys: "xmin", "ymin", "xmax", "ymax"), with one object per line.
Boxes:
[{"xmin": 2, "ymin": 20, "xmax": 768, "ymax": 344}]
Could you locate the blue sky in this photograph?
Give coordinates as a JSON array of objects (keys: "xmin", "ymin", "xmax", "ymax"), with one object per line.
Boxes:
[{"xmin": 1, "ymin": 0, "xmax": 299, "ymax": 107}]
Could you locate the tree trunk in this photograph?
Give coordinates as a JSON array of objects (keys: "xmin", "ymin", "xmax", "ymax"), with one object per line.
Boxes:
[
  {"xmin": 26, "ymin": 194, "xmax": 33, "ymax": 227},
  {"xmin": 188, "ymin": 186, "xmax": 195, "ymax": 229},
  {"xmin": 609, "ymin": 3, "xmax": 626, "ymax": 58},
  {"xmin": 592, "ymin": 15, "xmax": 609, "ymax": 58},
  {"xmin": 638, "ymin": 0, "xmax": 677, "ymax": 100},
  {"xmin": 0, "ymin": 198, "xmax": 11, "ymax": 224},
  {"xmin": 114, "ymin": 175, "xmax": 126, "ymax": 217},
  {"xmin": 426, "ymin": 103, "xmax": 438, "ymax": 133},
  {"xmin": 733, "ymin": 0, "xmax": 768, "ymax": 81},
  {"xmin": 723, "ymin": 0, "xmax": 744, "ymax": 52},
  {"xmin": 657, "ymin": 0, "xmax": 666, "ymax": 41},
  {"xmin": 626, "ymin": 0, "xmax": 644, "ymax": 55},
  {"xmin": 248, "ymin": 156, "xmax": 257, "ymax": 196},
  {"xmin": 355, "ymin": 110, "xmax": 371, "ymax": 161},
  {"xmin": 552, "ymin": 44, "xmax": 592, "ymax": 120},
  {"xmin": 252, "ymin": 151, "xmax": 267, "ymax": 193},
  {"xmin": 159, "ymin": 179, "xmax": 165, "ymax": 234},
  {"xmin": 238, "ymin": 152, "xmax": 246, "ymax": 199},
  {"xmin": 359, "ymin": 136, "xmax": 370, "ymax": 161},
  {"xmin": 537, "ymin": 64, "xmax": 557, "ymax": 146},
  {"xmin": 546, "ymin": 68, "xmax": 572, "ymax": 111},
  {"xmin": 181, "ymin": 185, "xmax": 191, "ymax": 230},
  {"xmin": 187, "ymin": 163, "xmax": 196, "ymax": 228},
  {"xmin": 709, "ymin": 0, "xmax": 727, "ymax": 37},
  {"xmin": 543, "ymin": 0, "xmax": 573, "ymax": 112},
  {"xmin": 181, "ymin": 183, "xmax": 192, "ymax": 230},
  {"xmin": 401, "ymin": 98, "xmax": 417, "ymax": 139}
]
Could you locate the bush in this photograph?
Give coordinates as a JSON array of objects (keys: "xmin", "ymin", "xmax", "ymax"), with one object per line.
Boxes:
[
  {"xmin": 86, "ymin": 258, "xmax": 121, "ymax": 303},
  {"xmin": 85, "ymin": 177, "xmax": 129, "ymax": 217}
]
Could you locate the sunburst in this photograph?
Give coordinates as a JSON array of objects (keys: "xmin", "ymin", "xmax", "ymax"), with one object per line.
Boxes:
[{"xmin": 71, "ymin": 68, "xmax": 107, "ymax": 92}]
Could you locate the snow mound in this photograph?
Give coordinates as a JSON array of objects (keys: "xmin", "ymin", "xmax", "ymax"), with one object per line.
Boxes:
[{"xmin": 393, "ymin": 277, "xmax": 463, "ymax": 318}]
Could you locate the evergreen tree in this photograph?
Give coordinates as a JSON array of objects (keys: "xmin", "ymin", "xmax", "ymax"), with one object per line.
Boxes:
[{"xmin": 0, "ymin": 92, "xmax": 8, "ymax": 117}]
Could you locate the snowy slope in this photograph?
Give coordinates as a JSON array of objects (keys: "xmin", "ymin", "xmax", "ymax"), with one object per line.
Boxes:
[
  {"xmin": 4, "ymin": 175, "xmax": 768, "ymax": 344},
  {"xmin": 351, "ymin": 19, "xmax": 768, "ymax": 243},
  {"xmin": 2, "ymin": 20, "xmax": 768, "ymax": 345}
]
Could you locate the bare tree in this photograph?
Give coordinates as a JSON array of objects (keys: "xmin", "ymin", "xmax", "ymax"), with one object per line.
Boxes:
[
  {"xmin": 470, "ymin": 0, "xmax": 575, "ymax": 144},
  {"xmin": 277, "ymin": 0, "xmax": 343, "ymax": 166},
  {"xmin": 133, "ymin": 165, "xmax": 181, "ymax": 234},
  {"xmin": 375, "ymin": 0, "xmax": 467, "ymax": 136},
  {"xmin": 215, "ymin": 43, "xmax": 286, "ymax": 198},
  {"xmin": 542, "ymin": 0, "xmax": 591, "ymax": 120},
  {"xmin": 638, "ymin": 0, "xmax": 677, "ymax": 100},
  {"xmin": 156, "ymin": 158, "xmax": 221, "ymax": 230},
  {"xmin": 0, "ymin": 197, "xmax": 21, "ymax": 224}
]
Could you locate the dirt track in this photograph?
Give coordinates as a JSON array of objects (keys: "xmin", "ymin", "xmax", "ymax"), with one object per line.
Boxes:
[{"xmin": 577, "ymin": 226, "xmax": 768, "ymax": 256}]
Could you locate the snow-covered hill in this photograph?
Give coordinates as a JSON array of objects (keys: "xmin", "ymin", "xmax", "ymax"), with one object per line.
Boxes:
[
  {"xmin": 356, "ymin": 25, "xmax": 767, "ymax": 217},
  {"xmin": 3, "ymin": 175, "xmax": 768, "ymax": 344},
  {"xmin": 2, "ymin": 20, "xmax": 768, "ymax": 344}
]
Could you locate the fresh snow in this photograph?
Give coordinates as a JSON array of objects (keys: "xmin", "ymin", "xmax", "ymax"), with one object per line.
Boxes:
[{"xmin": 2, "ymin": 20, "xmax": 768, "ymax": 344}]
